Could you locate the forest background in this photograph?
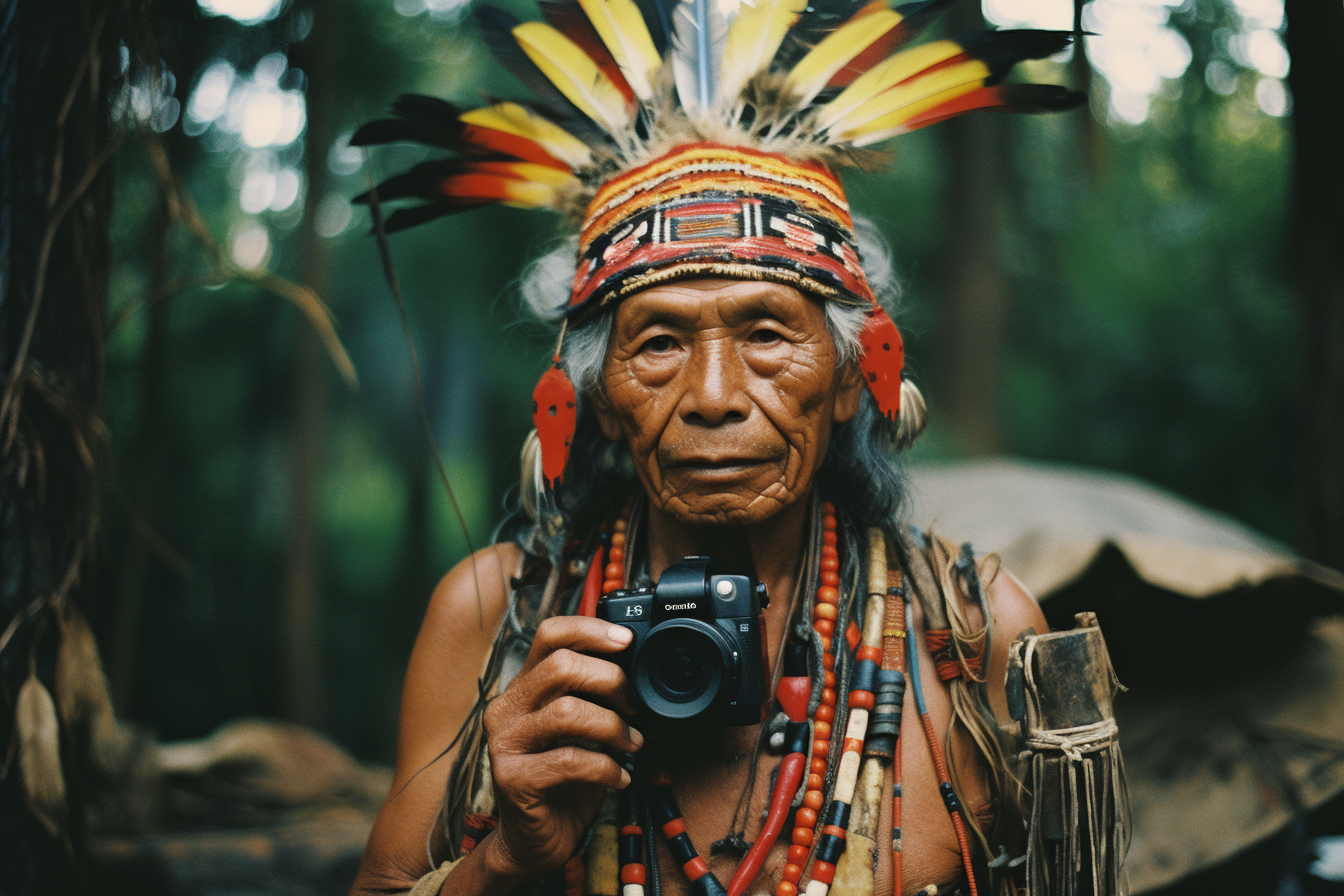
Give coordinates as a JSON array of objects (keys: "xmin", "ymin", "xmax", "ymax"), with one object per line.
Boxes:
[{"xmin": 3, "ymin": 0, "xmax": 1339, "ymax": 858}]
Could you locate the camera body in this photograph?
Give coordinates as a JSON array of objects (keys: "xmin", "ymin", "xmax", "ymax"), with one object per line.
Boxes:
[{"xmin": 596, "ymin": 556, "xmax": 768, "ymax": 727}]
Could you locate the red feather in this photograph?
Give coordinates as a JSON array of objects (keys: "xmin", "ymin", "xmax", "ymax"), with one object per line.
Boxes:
[
  {"xmin": 858, "ymin": 307, "xmax": 904, "ymax": 421},
  {"xmin": 532, "ymin": 360, "xmax": 578, "ymax": 487}
]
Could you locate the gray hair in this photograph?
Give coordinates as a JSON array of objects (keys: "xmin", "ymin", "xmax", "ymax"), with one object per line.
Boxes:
[{"xmin": 518, "ymin": 217, "xmax": 902, "ymax": 396}]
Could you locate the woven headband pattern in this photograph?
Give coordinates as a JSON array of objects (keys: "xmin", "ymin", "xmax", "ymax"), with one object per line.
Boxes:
[{"xmin": 569, "ymin": 144, "xmax": 873, "ymax": 316}]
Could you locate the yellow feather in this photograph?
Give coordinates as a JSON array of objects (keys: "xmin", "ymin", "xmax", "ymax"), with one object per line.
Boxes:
[
  {"xmin": 459, "ymin": 103, "xmax": 593, "ymax": 168},
  {"xmin": 783, "ymin": 7, "xmax": 903, "ymax": 106},
  {"xmin": 841, "ymin": 81, "xmax": 984, "ymax": 145},
  {"xmin": 826, "ymin": 58, "xmax": 990, "ymax": 139},
  {"xmin": 815, "ymin": 38, "xmax": 964, "ymax": 132},
  {"xmin": 513, "ymin": 21, "xmax": 633, "ymax": 136},
  {"xmin": 718, "ymin": 0, "xmax": 809, "ymax": 106},
  {"xmin": 577, "ymin": 0, "xmax": 662, "ymax": 100}
]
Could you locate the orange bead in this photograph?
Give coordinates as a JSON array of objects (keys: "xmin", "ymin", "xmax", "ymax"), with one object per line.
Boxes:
[
  {"xmin": 807, "ymin": 774, "xmax": 824, "ymax": 791},
  {"xmin": 820, "ymin": 636, "xmax": 833, "ymax": 651},
  {"xmin": 813, "ymin": 720, "xmax": 831, "ymax": 741},
  {"xmin": 613, "ymin": 518, "xmax": 627, "ymax": 532},
  {"xmin": 607, "ymin": 547, "xmax": 624, "ymax": 564},
  {"xmin": 812, "ymin": 740, "xmax": 829, "ymax": 760},
  {"xmin": 788, "ymin": 844, "xmax": 811, "ymax": 865},
  {"xmin": 822, "ymin": 530, "xmax": 838, "ymax": 546},
  {"xmin": 819, "ymin": 555, "xmax": 840, "ymax": 572},
  {"xmin": 816, "ymin": 585, "xmax": 840, "ymax": 605},
  {"xmin": 782, "ymin": 864, "xmax": 804, "ymax": 884},
  {"xmin": 610, "ymin": 531, "xmax": 626, "ymax": 547},
  {"xmin": 849, "ymin": 690, "xmax": 875, "ymax": 711},
  {"xmin": 823, "ymin": 653, "xmax": 835, "ymax": 670},
  {"xmin": 822, "ymin": 501, "xmax": 836, "ymax": 515},
  {"xmin": 821, "ymin": 571, "xmax": 840, "ymax": 587},
  {"xmin": 795, "ymin": 807, "xmax": 818, "ymax": 828},
  {"xmin": 813, "ymin": 619, "xmax": 835, "ymax": 637},
  {"xmin": 793, "ymin": 825, "xmax": 815, "ymax": 846},
  {"xmin": 605, "ymin": 562, "xmax": 624, "ymax": 581},
  {"xmin": 813, "ymin": 602, "xmax": 837, "ymax": 620},
  {"xmin": 821, "ymin": 688, "xmax": 836, "ymax": 706},
  {"xmin": 811, "ymin": 757, "xmax": 828, "ymax": 775},
  {"xmin": 803, "ymin": 789, "xmax": 825, "ymax": 810},
  {"xmin": 824, "ymin": 670, "xmax": 836, "ymax": 688},
  {"xmin": 815, "ymin": 704, "xmax": 834, "ymax": 723},
  {"xmin": 776, "ymin": 882, "xmax": 798, "ymax": 896},
  {"xmin": 602, "ymin": 580, "xmax": 622, "ymax": 594}
]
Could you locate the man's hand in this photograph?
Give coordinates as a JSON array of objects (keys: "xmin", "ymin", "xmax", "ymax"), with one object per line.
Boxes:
[{"xmin": 480, "ymin": 616, "xmax": 644, "ymax": 880}]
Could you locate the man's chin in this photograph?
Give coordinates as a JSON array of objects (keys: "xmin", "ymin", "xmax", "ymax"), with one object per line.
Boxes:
[{"xmin": 653, "ymin": 485, "xmax": 797, "ymax": 528}]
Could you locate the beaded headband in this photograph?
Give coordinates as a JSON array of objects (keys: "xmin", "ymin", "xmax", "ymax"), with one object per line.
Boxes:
[{"xmin": 355, "ymin": 0, "xmax": 1081, "ymax": 487}]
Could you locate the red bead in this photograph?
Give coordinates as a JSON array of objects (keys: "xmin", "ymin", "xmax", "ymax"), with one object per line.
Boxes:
[
  {"xmin": 813, "ymin": 619, "xmax": 835, "ymax": 637},
  {"xmin": 607, "ymin": 547, "xmax": 624, "ymax": 564},
  {"xmin": 782, "ymin": 863, "xmax": 804, "ymax": 884},
  {"xmin": 776, "ymin": 882, "xmax": 798, "ymax": 896},
  {"xmin": 793, "ymin": 826, "xmax": 815, "ymax": 846},
  {"xmin": 683, "ymin": 856, "xmax": 709, "ymax": 881},
  {"xmin": 846, "ymin": 621, "xmax": 862, "ymax": 651},
  {"xmin": 816, "ymin": 586, "xmax": 840, "ymax": 605},
  {"xmin": 857, "ymin": 645, "xmax": 882, "ymax": 662},
  {"xmin": 822, "ymin": 502, "xmax": 836, "ymax": 515},
  {"xmin": 821, "ymin": 688, "xmax": 836, "ymax": 706},
  {"xmin": 806, "ymin": 773, "xmax": 824, "ymax": 792},
  {"xmin": 822, "ymin": 530, "xmax": 838, "ymax": 546},
  {"xmin": 803, "ymin": 789, "xmax": 825, "ymax": 810},
  {"xmin": 812, "ymin": 740, "xmax": 829, "ymax": 760},
  {"xmin": 605, "ymin": 562, "xmax": 624, "ymax": 581},
  {"xmin": 796, "ymin": 807, "xmax": 818, "ymax": 828},
  {"xmin": 662, "ymin": 818, "xmax": 685, "ymax": 837},
  {"xmin": 849, "ymin": 690, "xmax": 875, "ymax": 711},
  {"xmin": 820, "ymin": 636, "xmax": 832, "ymax": 651},
  {"xmin": 811, "ymin": 757, "xmax": 828, "ymax": 774},
  {"xmin": 621, "ymin": 865, "xmax": 646, "ymax": 885},
  {"xmin": 788, "ymin": 844, "xmax": 811, "ymax": 864},
  {"xmin": 813, "ymin": 720, "xmax": 832, "ymax": 741},
  {"xmin": 822, "ymin": 572, "xmax": 840, "ymax": 589},
  {"xmin": 620, "ymin": 825, "xmax": 642, "ymax": 836},
  {"xmin": 824, "ymin": 670, "xmax": 836, "ymax": 688},
  {"xmin": 602, "ymin": 580, "xmax": 622, "ymax": 594},
  {"xmin": 812, "ymin": 861, "xmax": 836, "ymax": 885},
  {"xmin": 815, "ymin": 704, "xmax": 834, "ymax": 723},
  {"xmin": 819, "ymin": 555, "xmax": 840, "ymax": 572},
  {"xmin": 822, "ymin": 654, "xmax": 835, "ymax": 671}
]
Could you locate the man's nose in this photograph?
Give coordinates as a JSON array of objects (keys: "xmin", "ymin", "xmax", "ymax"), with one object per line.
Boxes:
[{"xmin": 679, "ymin": 341, "xmax": 750, "ymax": 425}]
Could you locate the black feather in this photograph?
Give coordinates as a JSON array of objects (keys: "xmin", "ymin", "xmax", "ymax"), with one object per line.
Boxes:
[
  {"xmin": 634, "ymin": 0, "xmax": 671, "ymax": 55},
  {"xmin": 377, "ymin": 201, "xmax": 485, "ymax": 233},
  {"xmin": 996, "ymin": 83, "xmax": 1086, "ymax": 112},
  {"xmin": 958, "ymin": 29, "xmax": 1073, "ymax": 83}
]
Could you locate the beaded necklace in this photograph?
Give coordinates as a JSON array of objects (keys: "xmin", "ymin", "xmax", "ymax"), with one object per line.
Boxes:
[{"xmin": 581, "ymin": 499, "xmax": 977, "ymax": 896}]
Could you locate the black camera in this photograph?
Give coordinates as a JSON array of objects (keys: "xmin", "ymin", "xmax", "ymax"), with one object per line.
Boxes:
[{"xmin": 597, "ymin": 556, "xmax": 768, "ymax": 727}]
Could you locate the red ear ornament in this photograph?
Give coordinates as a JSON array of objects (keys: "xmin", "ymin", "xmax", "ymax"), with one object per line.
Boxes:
[
  {"xmin": 857, "ymin": 307, "xmax": 905, "ymax": 422},
  {"xmin": 532, "ymin": 360, "xmax": 577, "ymax": 488}
]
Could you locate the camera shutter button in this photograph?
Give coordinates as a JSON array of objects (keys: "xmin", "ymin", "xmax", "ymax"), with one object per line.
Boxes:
[{"xmin": 715, "ymin": 579, "xmax": 734, "ymax": 598}]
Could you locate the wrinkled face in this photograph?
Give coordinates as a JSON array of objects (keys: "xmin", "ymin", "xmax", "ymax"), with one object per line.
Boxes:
[{"xmin": 593, "ymin": 278, "xmax": 864, "ymax": 526}]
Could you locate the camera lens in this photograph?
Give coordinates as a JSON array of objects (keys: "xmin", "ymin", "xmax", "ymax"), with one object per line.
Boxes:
[
  {"xmin": 632, "ymin": 620, "xmax": 736, "ymax": 721},
  {"xmin": 654, "ymin": 642, "xmax": 711, "ymax": 699}
]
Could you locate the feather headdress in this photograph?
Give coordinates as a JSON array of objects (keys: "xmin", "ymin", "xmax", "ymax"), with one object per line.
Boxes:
[{"xmin": 355, "ymin": 0, "xmax": 1081, "ymax": 485}]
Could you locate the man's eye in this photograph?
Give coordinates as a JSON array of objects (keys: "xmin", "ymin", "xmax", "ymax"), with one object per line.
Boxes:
[
  {"xmin": 641, "ymin": 334, "xmax": 676, "ymax": 353},
  {"xmin": 748, "ymin": 328, "xmax": 784, "ymax": 345}
]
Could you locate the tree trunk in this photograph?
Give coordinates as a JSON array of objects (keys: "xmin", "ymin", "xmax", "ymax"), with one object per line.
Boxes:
[
  {"xmin": 0, "ymin": 1, "xmax": 119, "ymax": 891},
  {"xmin": 1284, "ymin": 0, "xmax": 1344, "ymax": 570}
]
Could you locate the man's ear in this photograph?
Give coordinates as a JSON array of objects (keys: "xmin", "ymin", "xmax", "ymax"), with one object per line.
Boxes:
[
  {"xmin": 590, "ymin": 388, "xmax": 624, "ymax": 441},
  {"xmin": 833, "ymin": 360, "xmax": 865, "ymax": 424}
]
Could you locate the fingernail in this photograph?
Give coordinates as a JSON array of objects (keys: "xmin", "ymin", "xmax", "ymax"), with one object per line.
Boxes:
[
  {"xmin": 619, "ymin": 768, "xmax": 632, "ymax": 788},
  {"xmin": 608, "ymin": 625, "xmax": 633, "ymax": 646},
  {"xmin": 629, "ymin": 727, "xmax": 644, "ymax": 749}
]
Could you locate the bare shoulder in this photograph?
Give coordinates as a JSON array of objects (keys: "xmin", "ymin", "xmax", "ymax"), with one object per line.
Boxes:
[
  {"xmin": 979, "ymin": 561, "xmax": 1047, "ymax": 721},
  {"xmin": 983, "ymin": 562, "xmax": 1048, "ymax": 642},
  {"xmin": 419, "ymin": 541, "xmax": 525, "ymax": 650}
]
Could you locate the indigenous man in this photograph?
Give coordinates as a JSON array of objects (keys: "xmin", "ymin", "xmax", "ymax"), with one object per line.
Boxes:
[{"xmin": 349, "ymin": 2, "xmax": 1128, "ymax": 895}]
